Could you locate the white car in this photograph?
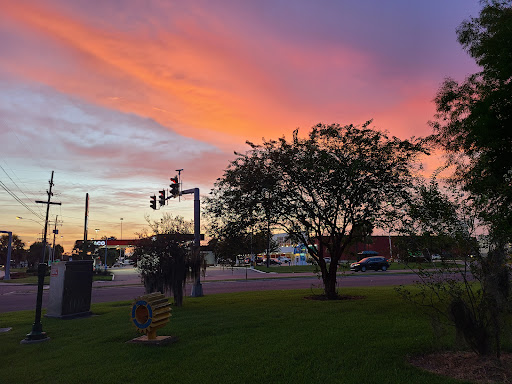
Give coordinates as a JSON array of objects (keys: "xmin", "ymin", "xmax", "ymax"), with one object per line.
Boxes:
[{"xmin": 431, "ymin": 254, "xmax": 441, "ymax": 261}]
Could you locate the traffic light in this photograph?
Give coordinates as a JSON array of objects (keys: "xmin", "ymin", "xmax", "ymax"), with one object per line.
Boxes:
[
  {"xmin": 170, "ymin": 176, "xmax": 180, "ymax": 198},
  {"xmin": 150, "ymin": 195, "xmax": 157, "ymax": 210},
  {"xmin": 158, "ymin": 190, "xmax": 166, "ymax": 206}
]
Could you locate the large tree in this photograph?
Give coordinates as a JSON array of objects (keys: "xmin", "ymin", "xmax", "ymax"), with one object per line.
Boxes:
[
  {"xmin": 430, "ymin": 0, "xmax": 512, "ymax": 243},
  {"xmin": 27, "ymin": 242, "xmax": 52, "ymax": 267},
  {"xmin": 207, "ymin": 122, "xmax": 425, "ymax": 298},
  {"xmin": 0, "ymin": 234, "xmax": 26, "ymax": 266},
  {"xmin": 133, "ymin": 213, "xmax": 201, "ymax": 306},
  {"xmin": 427, "ymin": 0, "xmax": 512, "ymax": 358}
]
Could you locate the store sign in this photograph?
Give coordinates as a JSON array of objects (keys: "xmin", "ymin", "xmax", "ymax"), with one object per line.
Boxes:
[{"xmin": 93, "ymin": 241, "xmax": 106, "ymax": 246}]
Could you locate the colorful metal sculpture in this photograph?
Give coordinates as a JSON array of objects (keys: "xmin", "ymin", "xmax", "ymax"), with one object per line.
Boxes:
[{"xmin": 131, "ymin": 292, "xmax": 171, "ymax": 340}]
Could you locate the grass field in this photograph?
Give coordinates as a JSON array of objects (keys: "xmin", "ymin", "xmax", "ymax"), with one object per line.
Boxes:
[
  {"xmin": 0, "ymin": 287, "xmax": 468, "ymax": 384},
  {"xmin": 254, "ymin": 262, "xmax": 418, "ymax": 273}
]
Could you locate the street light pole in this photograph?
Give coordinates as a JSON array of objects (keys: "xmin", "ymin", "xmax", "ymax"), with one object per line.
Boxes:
[
  {"xmin": 182, "ymin": 187, "xmax": 202, "ymax": 297},
  {"xmin": 16, "ymin": 216, "xmax": 44, "ymax": 250}
]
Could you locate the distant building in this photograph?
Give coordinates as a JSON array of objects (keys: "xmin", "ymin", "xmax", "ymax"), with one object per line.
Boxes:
[{"xmin": 271, "ymin": 234, "xmax": 399, "ymax": 261}]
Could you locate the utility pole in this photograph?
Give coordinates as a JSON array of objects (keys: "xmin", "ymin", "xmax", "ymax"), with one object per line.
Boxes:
[
  {"xmin": 22, "ymin": 171, "xmax": 61, "ymax": 344},
  {"xmin": 82, "ymin": 193, "xmax": 89, "ymax": 258}
]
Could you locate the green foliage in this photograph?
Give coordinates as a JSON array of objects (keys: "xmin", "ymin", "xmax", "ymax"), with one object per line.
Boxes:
[
  {"xmin": 399, "ymin": 178, "xmax": 479, "ymax": 260},
  {"xmin": 397, "ymin": 176, "xmax": 511, "ymax": 358},
  {"xmin": 421, "ymin": 1, "xmax": 512, "ymax": 359},
  {"xmin": 430, "ymin": 0, "xmax": 512, "ymax": 243},
  {"xmin": 396, "ymin": 256, "xmax": 511, "ymax": 359}
]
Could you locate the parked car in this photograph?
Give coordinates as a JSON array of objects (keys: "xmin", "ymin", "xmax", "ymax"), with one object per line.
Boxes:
[
  {"xmin": 262, "ymin": 258, "xmax": 281, "ymax": 265},
  {"xmin": 350, "ymin": 257, "xmax": 390, "ymax": 272},
  {"xmin": 278, "ymin": 256, "xmax": 291, "ymax": 264},
  {"xmin": 431, "ymin": 254, "xmax": 441, "ymax": 261}
]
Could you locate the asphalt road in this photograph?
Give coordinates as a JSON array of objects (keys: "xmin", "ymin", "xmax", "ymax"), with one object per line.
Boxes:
[{"xmin": 0, "ymin": 266, "xmax": 422, "ymax": 314}]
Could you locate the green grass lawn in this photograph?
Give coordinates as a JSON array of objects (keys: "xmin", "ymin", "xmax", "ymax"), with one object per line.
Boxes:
[
  {"xmin": 0, "ymin": 287, "xmax": 465, "ymax": 384},
  {"xmin": 254, "ymin": 262, "xmax": 451, "ymax": 274},
  {"xmin": 2, "ymin": 273, "xmax": 113, "ymax": 285}
]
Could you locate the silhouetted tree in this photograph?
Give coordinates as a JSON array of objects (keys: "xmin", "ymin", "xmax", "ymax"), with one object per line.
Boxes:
[
  {"xmin": 133, "ymin": 214, "xmax": 201, "ymax": 306},
  {"xmin": 430, "ymin": 0, "xmax": 512, "ymax": 246},
  {"xmin": 207, "ymin": 122, "xmax": 425, "ymax": 299},
  {"xmin": 0, "ymin": 234, "xmax": 26, "ymax": 266},
  {"xmin": 27, "ymin": 242, "xmax": 51, "ymax": 267},
  {"xmin": 416, "ymin": 0, "xmax": 512, "ymax": 359},
  {"xmin": 208, "ymin": 230, "xmax": 278, "ymax": 265}
]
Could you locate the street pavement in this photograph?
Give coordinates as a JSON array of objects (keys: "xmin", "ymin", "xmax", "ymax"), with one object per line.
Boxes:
[{"xmin": 0, "ymin": 265, "xmax": 422, "ymax": 313}]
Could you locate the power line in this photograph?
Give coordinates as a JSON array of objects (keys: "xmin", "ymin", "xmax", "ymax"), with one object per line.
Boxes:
[
  {"xmin": 0, "ymin": 180, "xmax": 44, "ymax": 220},
  {"xmin": 0, "ymin": 163, "xmax": 44, "ymax": 217}
]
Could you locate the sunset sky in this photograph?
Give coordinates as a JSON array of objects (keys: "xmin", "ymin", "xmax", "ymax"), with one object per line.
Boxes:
[{"xmin": 1, "ymin": 0, "xmax": 481, "ymax": 252}]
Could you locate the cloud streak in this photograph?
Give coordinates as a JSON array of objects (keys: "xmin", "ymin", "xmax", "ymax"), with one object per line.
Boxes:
[{"xmin": 0, "ymin": 0, "xmax": 482, "ymax": 250}]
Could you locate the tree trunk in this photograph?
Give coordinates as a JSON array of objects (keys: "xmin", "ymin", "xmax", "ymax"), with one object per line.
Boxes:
[
  {"xmin": 323, "ymin": 270, "xmax": 338, "ymax": 299},
  {"xmin": 316, "ymin": 240, "xmax": 339, "ymax": 299}
]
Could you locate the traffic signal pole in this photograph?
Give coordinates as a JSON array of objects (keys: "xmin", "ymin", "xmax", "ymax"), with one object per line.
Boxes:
[
  {"xmin": 152, "ymin": 170, "xmax": 202, "ymax": 296},
  {"xmin": 182, "ymin": 187, "xmax": 202, "ymax": 297}
]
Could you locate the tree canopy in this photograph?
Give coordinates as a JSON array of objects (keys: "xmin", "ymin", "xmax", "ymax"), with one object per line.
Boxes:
[
  {"xmin": 207, "ymin": 122, "xmax": 426, "ymax": 298},
  {"xmin": 0, "ymin": 234, "xmax": 26, "ymax": 265},
  {"xmin": 408, "ymin": 1, "xmax": 512, "ymax": 359},
  {"xmin": 133, "ymin": 213, "xmax": 201, "ymax": 306},
  {"xmin": 207, "ymin": 230, "xmax": 279, "ymax": 265},
  {"xmin": 430, "ymin": 0, "xmax": 512, "ymax": 242}
]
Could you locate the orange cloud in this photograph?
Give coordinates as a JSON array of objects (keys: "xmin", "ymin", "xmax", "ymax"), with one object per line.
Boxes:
[{"xmin": 2, "ymin": 0, "xmax": 400, "ymax": 153}]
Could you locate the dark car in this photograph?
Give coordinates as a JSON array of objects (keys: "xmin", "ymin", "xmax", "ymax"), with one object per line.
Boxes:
[{"xmin": 350, "ymin": 257, "xmax": 390, "ymax": 272}]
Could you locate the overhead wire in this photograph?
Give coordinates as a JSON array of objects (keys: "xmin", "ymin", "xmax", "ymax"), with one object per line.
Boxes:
[
  {"xmin": 0, "ymin": 180, "xmax": 45, "ymax": 220},
  {"xmin": 0, "ymin": 163, "xmax": 45, "ymax": 218}
]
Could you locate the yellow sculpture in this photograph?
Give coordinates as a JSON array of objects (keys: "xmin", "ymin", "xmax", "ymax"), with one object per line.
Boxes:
[{"xmin": 131, "ymin": 292, "xmax": 171, "ymax": 340}]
